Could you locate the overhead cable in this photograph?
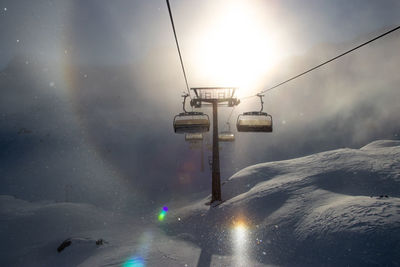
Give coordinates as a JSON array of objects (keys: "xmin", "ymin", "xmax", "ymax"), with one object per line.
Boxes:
[
  {"xmin": 166, "ymin": 0, "xmax": 191, "ymax": 98},
  {"xmin": 241, "ymin": 25, "xmax": 400, "ymax": 100}
]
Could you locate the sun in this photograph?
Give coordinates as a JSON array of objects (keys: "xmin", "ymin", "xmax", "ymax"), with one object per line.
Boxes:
[{"xmin": 190, "ymin": 0, "xmax": 280, "ymax": 98}]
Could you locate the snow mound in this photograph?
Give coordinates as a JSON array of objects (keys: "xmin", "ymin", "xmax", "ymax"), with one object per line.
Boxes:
[
  {"xmin": 0, "ymin": 196, "xmax": 203, "ymax": 267},
  {"xmin": 360, "ymin": 139, "xmax": 400, "ymax": 150},
  {"xmin": 164, "ymin": 140, "xmax": 400, "ymax": 266},
  {"xmin": 0, "ymin": 196, "xmax": 120, "ymax": 266}
]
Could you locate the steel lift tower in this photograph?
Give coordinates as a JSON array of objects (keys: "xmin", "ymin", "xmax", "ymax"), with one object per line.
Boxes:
[{"xmin": 190, "ymin": 87, "xmax": 240, "ymax": 203}]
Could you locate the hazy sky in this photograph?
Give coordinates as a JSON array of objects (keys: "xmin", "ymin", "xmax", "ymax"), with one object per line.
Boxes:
[{"xmin": 1, "ymin": 0, "xmax": 400, "ymax": 67}]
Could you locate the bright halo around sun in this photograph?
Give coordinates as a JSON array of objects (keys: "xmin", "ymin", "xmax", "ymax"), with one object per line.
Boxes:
[{"xmin": 191, "ymin": 0, "xmax": 280, "ymax": 98}]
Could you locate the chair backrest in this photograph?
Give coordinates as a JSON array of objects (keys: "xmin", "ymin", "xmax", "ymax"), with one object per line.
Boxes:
[
  {"xmin": 236, "ymin": 112, "xmax": 273, "ymax": 132},
  {"xmin": 185, "ymin": 133, "xmax": 204, "ymax": 142},
  {"xmin": 174, "ymin": 112, "xmax": 210, "ymax": 133},
  {"xmin": 218, "ymin": 131, "xmax": 235, "ymax": 141}
]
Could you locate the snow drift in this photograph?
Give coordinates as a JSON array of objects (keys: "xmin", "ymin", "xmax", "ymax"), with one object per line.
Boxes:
[
  {"xmin": 0, "ymin": 195, "xmax": 201, "ymax": 267},
  {"xmin": 0, "ymin": 196, "xmax": 126, "ymax": 266},
  {"xmin": 164, "ymin": 140, "xmax": 400, "ymax": 266}
]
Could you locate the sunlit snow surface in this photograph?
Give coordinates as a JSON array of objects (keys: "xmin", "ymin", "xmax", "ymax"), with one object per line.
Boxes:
[
  {"xmin": 1, "ymin": 140, "xmax": 399, "ymax": 266},
  {"xmin": 163, "ymin": 140, "xmax": 400, "ymax": 266}
]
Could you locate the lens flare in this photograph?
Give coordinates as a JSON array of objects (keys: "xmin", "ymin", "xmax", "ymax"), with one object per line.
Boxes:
[
  {"xmin": 231, "ymin": 219, "xmax": 251, "ymax": 265},
  {"xmin": 158, "ymin": 206, "xmax": 169, "ymax": 221},
  {"xmin": 122, "ymin": 256, "xmax": 145, "ymax": 267},
  {"xmin": 233, "ymin": 221, "xmax": 247, "ymax": 244},
  {"xmin": 122, "ymin": 231, "xmax": 153, "ymax": 267}
]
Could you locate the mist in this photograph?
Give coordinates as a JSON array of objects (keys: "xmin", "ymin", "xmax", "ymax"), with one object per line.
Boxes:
[{"xmin": 0, "ymin": 0, "xmax": 399, "ymax": 212}]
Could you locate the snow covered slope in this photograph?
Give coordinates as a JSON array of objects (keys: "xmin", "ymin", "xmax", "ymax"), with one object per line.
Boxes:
[
  {"xmin": 0, "ymin": 196, "xmax": 126, "ymax": 266},
  {"xmin": 1, "ymin": 140, "xmax": 399, "ymax": 266},
  {"xmin": 164, "ymin": 140, "xmax": 400, "ymax": 266},
  {"xmin": 0, "ymin": 195, "xmax": 204, "ymax": 267}
]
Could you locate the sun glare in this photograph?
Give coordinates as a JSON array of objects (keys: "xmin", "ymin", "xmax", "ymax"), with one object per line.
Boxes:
[
  {"xmin": 191, "ymin": 1, "xmax": 279, "ymax": 98},
  {"xmin": 231, "ymin": 219, "xmax": 250, "ymax": 265},
  {"xmin": 234, "ymin": 224, "xmax": 246, "ymax": 241},
  {"xmin": 233, "ymin": 221, "xmax": 247, "ymax": 242}
]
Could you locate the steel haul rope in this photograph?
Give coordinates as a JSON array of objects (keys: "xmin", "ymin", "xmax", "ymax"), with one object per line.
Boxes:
[
  {"xmin": 166, "ymin": 0, "xmax": 191, "ymax": 98},
  {"xmin": 241, "ymin": 25, "xmax": 400, "ymax": 101}
]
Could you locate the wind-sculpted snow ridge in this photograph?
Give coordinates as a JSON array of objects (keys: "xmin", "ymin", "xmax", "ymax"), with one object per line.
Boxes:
[{"xmin": 164, "ymin": 140, "xmax": 400, "ymax": 266}]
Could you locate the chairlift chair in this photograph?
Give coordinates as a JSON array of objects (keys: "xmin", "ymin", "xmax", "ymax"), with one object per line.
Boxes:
[
  {"xmin": 218, "ymin": 122, "xmax": 235, "ymax": 141},
  {"xmin": 174, "ymin": 112, "xmax": 210, "ymax": 133},
  {"xmin": 219, "ymin": 131, "xmax": 235, "ymax": 141},
  {"xmin": 188, "ymin": 134, "xmax": 203, "ymax": 150},
  {"xmin": 237, "ymin": 112, "xmax": 273, "ymax": 132},
  {"xmin": 185, "ymin": 133, "xmax": 204, "ymax": 142},
  {"xmin": 173, "ymin": 94, "xmax": 210, "ymax": 134},
  {"xmin": 236, "ymin": 94, "xmax": 273, "ymax": 132}
]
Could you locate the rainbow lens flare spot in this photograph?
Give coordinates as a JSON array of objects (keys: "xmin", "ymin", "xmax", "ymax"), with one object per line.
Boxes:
[
  {"xmin": 122, "ymin": 256, "xmax": 145, "ymax": 267},
  {"xmin": 158, "ymin": 206, "xmax": 169, "ymax": 221}
]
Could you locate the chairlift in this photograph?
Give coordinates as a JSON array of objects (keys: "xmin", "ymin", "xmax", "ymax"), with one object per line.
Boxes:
[
  {"xmin": 174, "ymin": 112, "xmax": 210, "ymax": 133},
  {"xmin": 185, "ymin": 133, "xmax": 204, "ymax": 142},
  {"xmin": 173, "ymin": 94, "xmax": 210, "ymax": 134},
  {"xmin": 236, "ymin": 94, "xmax": 273, "ymax": 132},
  {"xmin": 219, "ymin": 122, "xmax": 235, "ymax": 142}
]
